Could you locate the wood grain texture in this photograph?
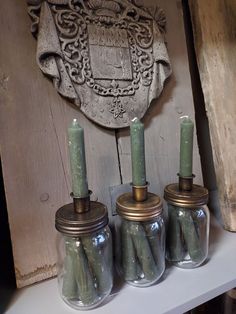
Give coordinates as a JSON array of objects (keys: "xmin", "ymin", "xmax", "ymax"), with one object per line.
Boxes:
[
  {"xmin": 0, "ymin": 1, "xmax": 120, "ymax": 287},
  {"xmin": 117, "ymin": 0, "xmax": 203, "ymax": 198},
  {"xmin": 189, "ymin": 0, "xmax": 236, "ymax": 231}
]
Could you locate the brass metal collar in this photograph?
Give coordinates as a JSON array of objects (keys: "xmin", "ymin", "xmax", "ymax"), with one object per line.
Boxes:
[
  {"xmin": 70, "ymin": 191, "xmax": 92, "ymax": 213},
  {"xmin": 132, "ymin": 184, "xmax": 148, "ymax": 202},
  {"xmin": 116, "ymin": 192, "xmax": 163, "ymax": 221},
  {"xmin": 55, "ymin": 201, "xmax": 108, "ymax": 236},
  {"xmin": 164, "ymin": 183, "xmax": 209, "ymax": 208}
]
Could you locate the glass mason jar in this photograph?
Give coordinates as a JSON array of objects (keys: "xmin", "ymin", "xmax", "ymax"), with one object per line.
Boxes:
[
  {"xmin": 116, "ymin": 188, "xmax": 165, "ymax": 287},
  {"xmin": 57, "ymin": 226, "xmax": 113, "ymax": 310},
  {"xmin": 166, "ymin": 204, "xmax": 210, "ymax": 268},
  {"xmin": 116, "ymin": 216, "xmax": 165, "ymax": 287},
  {"xmin": 55, "ymin": 200, "xmax": 113, "ymax": 310}
]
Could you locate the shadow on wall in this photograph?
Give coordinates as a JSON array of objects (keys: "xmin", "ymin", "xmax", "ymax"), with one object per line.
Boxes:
[{"xmin": 0, "ymin": 159, "xmax": 16, "ymax": 313}]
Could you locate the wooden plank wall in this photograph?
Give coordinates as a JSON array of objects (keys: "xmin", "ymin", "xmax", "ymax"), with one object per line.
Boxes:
[
  {"xmin": 0, "ymin": 0, "xmax": 120, "ymax": 287},
  {"xmin": 189, "ymin": 0, "xmax": 236, "ymax": 231},
  {"xmin": 0, "ymin": 0, "xmax": 202, "ymax": 287},
  {"xmin": 118, "ymin": 0, "xmax": 202, "ymax": 196}
]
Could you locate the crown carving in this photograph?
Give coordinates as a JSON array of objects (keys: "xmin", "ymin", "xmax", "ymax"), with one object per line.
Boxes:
[{"xmin": 88, "ymin": 0, "xmax": 121, "ymax": 16}]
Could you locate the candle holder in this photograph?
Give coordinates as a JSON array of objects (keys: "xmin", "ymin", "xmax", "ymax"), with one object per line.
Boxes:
[
  {"xmin": 132, "ymin": 184, "xmax": 148, "ymax": 202},
  {"xmin": 72, "ymin": 193, "xmax": 90, "ymax": 214},
  {"xmin": 55, "ymin": 191, "xmax": 113, "ymax": 310},
  {"xmin": 178, "ymin": 174, "xmax": 195, "ymax": 191},
  {"xmin": 164, "ymin": 174, "xmax": 209, "ymax": 268},
  {"xmin": 115, "ymin": 184, "xmax": 165, "ymax": 287}
]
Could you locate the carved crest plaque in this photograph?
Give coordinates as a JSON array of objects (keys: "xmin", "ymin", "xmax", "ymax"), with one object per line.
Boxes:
[{"xmin": 27, "ymin": 0, "xmax": 172, "ymax": 128}]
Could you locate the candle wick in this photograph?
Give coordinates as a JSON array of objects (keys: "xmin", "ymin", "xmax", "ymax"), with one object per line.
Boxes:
[{"xmin": 180, "ymin": 115, "xmax": 190, "ymax": 120}]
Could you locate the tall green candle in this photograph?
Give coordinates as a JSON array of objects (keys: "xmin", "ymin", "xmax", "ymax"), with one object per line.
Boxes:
[
  {"xmin": 68, "ymin": 119, "xmax": 89, "ymax": 198},
  {"xmin": 130, "ymin": 118, "xmax": 146, "ymax": 186},
  {"xmin": 179, "ymin": 117, "xmax": 194, "ymax": 177}
]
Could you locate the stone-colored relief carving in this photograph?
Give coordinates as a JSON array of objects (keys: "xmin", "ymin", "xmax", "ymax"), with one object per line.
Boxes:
[{"xmin": 27, "ymin": 0, "xmax": 171, "ymax": 128}]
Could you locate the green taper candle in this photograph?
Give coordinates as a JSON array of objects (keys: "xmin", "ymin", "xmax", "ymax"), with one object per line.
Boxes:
[
  {"xmin": 130, "ymin": 118, "xmax": 146, "ymax": 186},
  {"xmin": 166, "ymin": 205, "xmax": 184, "ymax": 261},
  {"xmin": 74, "ymin": 239, "xmax": 98, "ymax": 304},
  {"xmin": 82, "ymin": 233, "xmax": 113, "ymax": 294},
  {"xmin": 121, "ymin": 219, "xmax": 138, "ymax": 281},
  {"xmin": 68, "ymin": 119, "xmax": 88, "ymax": 198},
  {"xmin": 179, "ymin": 117, "xmax": 194, "ymax": 177},
  {"xmin": 179, "ymin": 208, "xmax": 204, "ymax": 262},
  {"xmin": 130, "ymin": 222, "xmax": 158, "ymax": 281},
  {"xmin": 62, "ymin": 237, "xmax": 78, "ymax": 299}
]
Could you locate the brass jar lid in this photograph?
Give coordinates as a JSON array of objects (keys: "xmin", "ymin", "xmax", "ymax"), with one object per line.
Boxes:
[
  {"xmin": 116, "ymin": 192, "xmax": 163, "ymax": 221},
  {"xmin": 55, "ymin": 201, "xmax": 108, "ymax": 236},
  {"xmin": 164, "ymin": 183, "xmax": 209, "ymax": 208}
]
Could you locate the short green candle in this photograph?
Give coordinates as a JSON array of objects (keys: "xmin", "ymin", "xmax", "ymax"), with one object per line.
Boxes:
[
  {"xmin": 62, "ymin": 237, "xmax": 78, "ymax": 299},
  {"xmin": 179, "ymin": 117, "xmax": 194, "ymax": 177},
  {"xmin": 121, "ymin": 219, "xmax": 138, "ymax": 281},
  {"xmin": 68, "ymin": 119, "xmax": 89, "ymax": 198},
  {"xmin": 130, "ymin": 222, "xmax": 158, "ymax": 281},
  {"xmin": 82, "ymin": 234, "xmax": 113, "ymax": 294},
  {"xmin": 166, "ymin": 205, "xmax": 184, "ymax": 261},
  {"xmin": 130, "ymin": 118, "xmax": 146, "ymax": 186},
  {"xmin": 179, "ymin": 208, "xmax": 204, "ymax": 262}
]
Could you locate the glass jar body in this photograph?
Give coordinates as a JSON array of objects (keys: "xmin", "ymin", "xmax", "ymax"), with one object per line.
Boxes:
[
  {"xmin": 166, "ymin": 204, "xmax": 210, "ymax": 268},
  {"xmin": 57, "ymin": 226, "xmax": 113, "ymax": 310},
  {"xmin": 115, "ymin": 216, "xmax": 165, "ymax": 287}
]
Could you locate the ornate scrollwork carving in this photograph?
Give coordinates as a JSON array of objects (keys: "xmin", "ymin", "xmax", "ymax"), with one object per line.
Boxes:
[{"xmin": 27, "ymin": 0, "xmax": 171, "ymax": 128}]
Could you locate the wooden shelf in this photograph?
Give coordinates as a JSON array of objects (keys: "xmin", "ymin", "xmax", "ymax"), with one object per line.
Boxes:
[{"xmin": 6, "ymin": 215, "xmax": 236, "ymax": 314}]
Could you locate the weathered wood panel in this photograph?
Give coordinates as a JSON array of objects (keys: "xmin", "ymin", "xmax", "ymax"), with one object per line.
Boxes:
[
  {"xmin": 0, "ymin": 0, "xmax": 120, "ymax": 287},
  {"xmin": 0, "ymin": 0, "xmax": 203, "ymax": 288},
  {"xmin": 189, "ymin": 0, "xmax": 236, "ymax": 231},
  {"xmin": 118, "ymin": 0, "xmax": 203, "ymax": 197}
]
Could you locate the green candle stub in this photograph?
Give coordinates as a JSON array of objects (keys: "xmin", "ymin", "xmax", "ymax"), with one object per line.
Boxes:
[
  {"xmin": 143, "ymin": 221, "xmax": 164, "ymax": 272},
  {"xmin": 130, "ymin": 222, "xmax": 158, "ymax": 281},
  {"xmin": 121, "ymin": 220, "xmax": 138, "ymax": 281},
  {"xmin": 167, "ymin": 205, "xmax": 184, "ymax": 261},
  {"xmin": 179, "ymin": 117, "xmax": 194, "ymax": 177},
  {"xmin": 82, "ymin": 234, "xmax": 112, "ymax": 294},
  {"xmin": 179, "ymin": 208, "xmax": 204, "ymax": 262},
  {"xmin": 62, "ymin": 237, "xmax": 98, "ymax": 304},
  {"xmin": 62, "ymin": 237, "xmax": 78, "ymax": 299},
  {"xmin": 167, "ymin": 206, "xmax": 204, "ymax": 264},
  {"xmin": 130, "ymin": 118, "xmax": 146, "ymax": 186},
  {"xmin": 74, "ymin": 239, "xmax": 98, "ymax": 305},
  {"xmin": 68, "ymin": 119, "xmax": 88, "ymax": 198}
]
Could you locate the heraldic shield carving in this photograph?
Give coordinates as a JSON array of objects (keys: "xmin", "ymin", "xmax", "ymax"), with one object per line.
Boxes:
[{"xmin": 27, "ymin": 0, "xmax": 172, "ymax": 128}]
